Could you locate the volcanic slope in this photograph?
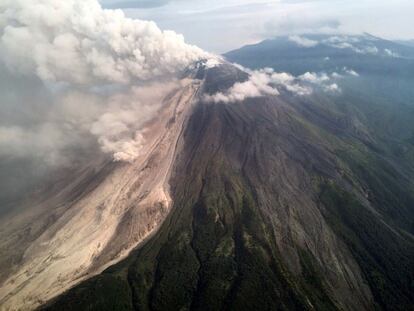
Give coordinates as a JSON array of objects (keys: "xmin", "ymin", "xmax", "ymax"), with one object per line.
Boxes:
[
  {"xmin": 42, "ymin": 64, "xmax": 414, "ymax": 311},
  {"xmin": 0, "ymin": 79, "xmax": 201, "ymax": 311}
]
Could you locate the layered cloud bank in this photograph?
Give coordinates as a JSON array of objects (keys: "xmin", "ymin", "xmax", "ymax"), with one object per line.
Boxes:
[
  {"xmin": 0, "ymin": 0, "xmax": 208, "ymax": 168},
  {"xmin": 288, "ymin": 34, "xmax": 401, "ymax": 58},
  {"xmin": 204, "ymin": 66, "xmax": 358, "ymax": 103}
]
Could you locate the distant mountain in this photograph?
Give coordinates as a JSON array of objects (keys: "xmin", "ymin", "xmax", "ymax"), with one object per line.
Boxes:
[
  {"xmin": 395, "ymin": 39, "xmax": 414, "ymax": 48},
  {"xmin": 225, "ymin": 34, "xmax": 414, "ymax": 171},
  {"xmin": 1, "ymin": 35, "xmax": 414, "ymax": 311},
  {"xmin": 225, "ymin": 34, "xmax": 414, "ymax": 75}
]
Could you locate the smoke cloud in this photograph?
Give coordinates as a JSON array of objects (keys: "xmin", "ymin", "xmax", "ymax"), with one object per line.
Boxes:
[
  {"xmin": 0, "ymin": 0, "xmax": 207, "ymax": 85},
  {"xmin": 90, "ymin": 82, "xmax": 180, "ymax": 162},
  {"xmin": 0, "ymin": 0, "xmax": 210, "ymax": 163},
  {"xmin": 0, "ymin": 0, "xmax": 212, "ymax": 205}
]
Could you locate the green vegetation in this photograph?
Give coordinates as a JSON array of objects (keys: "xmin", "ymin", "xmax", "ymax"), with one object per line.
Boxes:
[
  {"xmin": 42, "ymin": 45, "xmax": 414, "ymax": 310},
  {"xmin": 296, "ymin": 249, "xmax": 338, "ymax": 311},
  {"xmin": 43, "ymin": 275, "xmax": 133, "ymax": 311},
  {"xmin": 319, "ymin": 182, "xmax": 414, "ymax": 310},
  {"xmin": 43, "ymin": 162, "xmax": 345, "ymax": 311}
]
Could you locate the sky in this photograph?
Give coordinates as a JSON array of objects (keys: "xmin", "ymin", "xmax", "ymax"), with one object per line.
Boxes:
[
  {"xmin": 0, "ymin": 0, "xmax": 413, "ymax": 205},
  {"xmin": 99, "ymin": 0, "xmax": 414, "ymax": 53}
]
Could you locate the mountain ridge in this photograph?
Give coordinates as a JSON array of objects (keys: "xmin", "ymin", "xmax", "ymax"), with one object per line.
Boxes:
[
  {"xmin": 39, "ymin": 60, "xmax": 413, "ymax": 310},
  {"xmin": 1, "ymin": 35, "xmax": 414, "ymax": 309},
  {"xmin": 0, "ymin": 78, "xmax": 201, "ymax": 311}
]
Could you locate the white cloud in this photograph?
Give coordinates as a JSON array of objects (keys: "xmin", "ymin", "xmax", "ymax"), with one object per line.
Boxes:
[
  {"xmin": 204, "ymin": 64, "xmax": 359, "ymax": 103},
  {"xmin": 343, "ymin": 68, "xmax": 359, "ymax": 76},
  {"xmin": 331, "ymin": 72, "xmax": 342, "ymax": 78},
  {"xmin": 300, "ymin": 72, "xmax": 342, "ymax": 92},
  {"xmin": 204, "ymin": 66, "xmax": 353, "ymax": 104},
  {"xmin": 322, "ymin": 35, "xmax": 379, "ymax": 55},
  {"xmin": 204, "ymin": 69, "xmax": 280, "ymax": 103},
  {"xmin": 384, "ymin": 48, "xmax": 400, "ymax": 58},
  {"xmin": 299, "ymin": 72, "xmax": 330, "ymax": 84},
  {"xmin": 324, "ymin": 83, "xmax": 340, "ymax": 93},
  {"xmin": 360, "ymin": 45, "xmax": 379, "ymax": 55},
  {"xmin": 288, "ymin": 35, "xmax": 319, "ymax": 47},
  {"xmin": 120, "ymin": 0, "xmax": 414, "ymax": 53}
]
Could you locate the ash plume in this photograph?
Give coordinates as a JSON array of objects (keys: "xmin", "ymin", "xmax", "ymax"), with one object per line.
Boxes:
[
  {"xmin": 0, "ymin": 0, "xmax": 207, "ymax": 85},
  {"xmin": 0, "ymin": 0, "xmax": 211, "ymax": 205},
  {"xmin": 0, "ymin": 0, "xmax": 209, "ymax": 164}
]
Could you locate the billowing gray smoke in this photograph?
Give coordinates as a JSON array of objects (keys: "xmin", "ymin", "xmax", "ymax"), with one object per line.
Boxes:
[
  {"xmin": 0, "ymin": 0, "xmax": 211, "ymax": 158},
  {"xmin": 0, "ymin": 0, "xmax": 206, "ymax": 84},
  {"xmin": 0, "ymin": 0, "xmax": 210, "ymax": 206}
]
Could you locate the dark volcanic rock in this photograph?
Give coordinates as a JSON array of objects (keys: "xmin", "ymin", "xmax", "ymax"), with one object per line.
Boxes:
[
  {"xmin": 41, "ymin": 64, "xmax": 414, "ymax": 311},
  {"xmin": 35, "ymin": 64, "xmax": 414, "ymax": 311}
]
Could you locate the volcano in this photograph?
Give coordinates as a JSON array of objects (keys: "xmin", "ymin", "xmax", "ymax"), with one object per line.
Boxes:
[{"xmin": 0, "ymin": 45, "xmax": 414, "ymax": 310}]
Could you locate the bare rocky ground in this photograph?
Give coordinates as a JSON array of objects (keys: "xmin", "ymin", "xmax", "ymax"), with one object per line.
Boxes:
[
  {"xmin": 0, "ymin": 79, "xmax": 200, "ymax": 311},
  {"xmin": 0, "ymin": 63, "xmax": 413, "ymax": 311}
]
